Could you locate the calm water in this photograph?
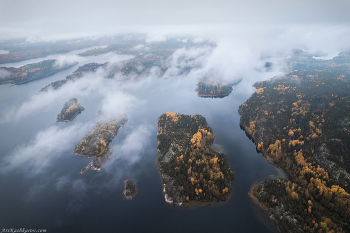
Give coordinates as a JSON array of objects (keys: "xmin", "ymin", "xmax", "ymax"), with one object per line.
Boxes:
[{"xmin": 0, "ymin": 48, "xmax": 286, "ymax": 233}]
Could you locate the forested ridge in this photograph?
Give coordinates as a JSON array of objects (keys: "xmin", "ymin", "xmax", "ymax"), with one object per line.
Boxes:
[
  {"xmin": 157, "ymin": 112, "xmax": 234, "ymax": 206},
  {"xmin": 239, "ymin": 68, "xmax": 350, "ymax": 232}
]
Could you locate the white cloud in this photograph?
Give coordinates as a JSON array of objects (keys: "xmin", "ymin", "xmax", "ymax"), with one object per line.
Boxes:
[
  {"xmin": 1, "ymin": 123, "xmax": 92, "ymax": 175},
  {"xmin": 0, "ymin": 68, "xmax": 11, "ymax": 79}
]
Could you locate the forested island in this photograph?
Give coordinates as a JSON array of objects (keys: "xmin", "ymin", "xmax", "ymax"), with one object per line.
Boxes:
[
  {"xmin": 56, "ymin": 98, "xmax": 84, "ymax": 124},
  {"xmin": 157, "ymin": 112, "xmax": 234, "ymax": 208},
  {"xmin": 123, "ymin": 179, "xmax": 138, "ymax": 200},
  {"xmin": 41, "ymin": 62, "xmax": 107, "ymax": 91},
  {"xmin": 74, "ymin": 115, "xmax": 128, "ymax": 174},
  {"xmin": 239, "ymin": 67, "xmax": 350, "ymax": 232},
  {"xmin": 0, "ymin": 60, "xmax": 77, "ymax": 85},
  {"xmin": 196, "ymin": 80, "xmax": 233, "ymax": 98}
]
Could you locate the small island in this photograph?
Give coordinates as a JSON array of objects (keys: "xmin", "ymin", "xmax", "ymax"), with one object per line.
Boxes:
[
  {"xmin": 123, "ymin": 179, "xmax": 138, "ymax": 200},
  {"xmin": 157, "ymin": 112, "xmax": 234, "ymax": 208},
  {"xmin": 196, "ymin": 80, "xmax": 233, "ymax": 98},
  {"xmin": 74, "ymin": 115, "xmax": 128, "ymax": 174},
  {"xmin": 0, "ymin": 60, "xmax": 77, "ymax": 85},
  {"xmin": 56, "ymin": 98, "xmax": 85, "ymax": 124}
]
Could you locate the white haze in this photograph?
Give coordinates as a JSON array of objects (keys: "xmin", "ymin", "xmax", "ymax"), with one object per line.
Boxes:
[
  {"xmin": 0, "ymin": 69, "xmax": 11, "ymax": 79},
  {"xmin": 1, "ymin": 123, "xmax": 92, "ymax": 175}
]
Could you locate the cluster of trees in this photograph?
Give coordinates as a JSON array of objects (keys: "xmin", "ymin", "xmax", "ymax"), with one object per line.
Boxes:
[
  {"xmin": 157, "ymin": 112, "xmax": 234, "ymax": 202},
  {"xmin": 239, "ymin": 70, "xmax": 350, "ymax": 232},
  {"xmin": 254, "ymin": 179, "xmax": 346, "ymax": 233}
]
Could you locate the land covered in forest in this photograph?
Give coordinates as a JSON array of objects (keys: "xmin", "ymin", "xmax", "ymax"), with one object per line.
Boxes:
[
  {"xmin": 239, "ymin": 59, "xmax": 350, "ymax": 232},
  {"xmin": 74, "ymin": 115, "xmax": 128, "ymax": 174},
  {"xmin": 41, "ymin": 62, "xmax": 108, "ymax": 91},
  {"xmin": 123, "ymin": 179, "xmax": 138, "ymax": 200},
  {"xmin": 0, "ymin": 60, "xmax": 77, "ymax": 85},
  {"xmin": 157, "ymin": 112, "xmax": 234, "ymax": 208},
  {"xmin": 56, "ymin": 98, "xmax": 84, "ymax": 124}
]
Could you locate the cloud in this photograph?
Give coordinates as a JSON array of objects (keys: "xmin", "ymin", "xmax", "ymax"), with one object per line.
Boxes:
[
  {"xmin": 133, "ymin": 44, "xmax": 145, "ymax": 50},
  {"xmin": 1, "ymin": 123, "xmax": 92, "ymax": 175},
  {"xmin": 164, "ymin": 46, "xmax": 213, "ymax": 77},
  {"xmin": 0, "ymin": 68, "xmax": 11, "ymax": 79},
  {"xmin": 54, "ymin": 55, "xmax": 80, "ymax": 68},
  {"xmin": 146, "ymin": 31, "xmax": 167, "ymax": 43},
  {"xmin": 109, "ymin": 124, "xmax": 153, "ymax": 166}
]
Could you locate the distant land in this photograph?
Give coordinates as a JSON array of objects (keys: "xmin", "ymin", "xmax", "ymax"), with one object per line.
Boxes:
[
  {"xmin": 56, "ymin": 98, "xmax": 84, "ymax": 124},
  {"xmin": 0, "ymin": 34, "xmax": 146, "ymax": 64},
  {"xmin": 41, "ymin": 62, "xmax": 108, "ymax": 91},
  {"xmin": 74, "ymin": 116, "xmax": 128, "ymax": 174},
  {"xmin": 239, "ymin": 56, "xmax": 350, "ymax": 232},
  {"xmin": 157, "ymin": 112, "xmax": 234, "ymax": 208},
  {"xmin": 0, "ymin": 60, "xmax": 77, "ymax": 85}
]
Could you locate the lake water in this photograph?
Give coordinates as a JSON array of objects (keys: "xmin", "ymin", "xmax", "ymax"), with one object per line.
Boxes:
[{"xmin": 0, "ymin": 48, "xmax": 286, "ymax": 233}]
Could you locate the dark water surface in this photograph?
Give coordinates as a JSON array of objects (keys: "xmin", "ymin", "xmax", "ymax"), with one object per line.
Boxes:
[{"xmin": 0, "ymin": 49, "xmax": 285, "ymax": 233}]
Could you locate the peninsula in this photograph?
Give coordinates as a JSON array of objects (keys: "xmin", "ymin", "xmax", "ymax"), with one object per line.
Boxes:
[
  {"xmin": 239, "ymin": 67, "xmax": 350, "ymax": 232},
  {"xmin": 157, "ymin": 112, "xmax": 234, "ymax": 208},
  {"xmin": 0, "ymin": 60, "xmax": 77, "ymax": 85}
]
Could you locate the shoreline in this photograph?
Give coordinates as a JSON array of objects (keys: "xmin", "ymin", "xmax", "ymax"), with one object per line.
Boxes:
[{"xmin": 248, "ymin": 183, "xmax": 280, "ymax": 233}]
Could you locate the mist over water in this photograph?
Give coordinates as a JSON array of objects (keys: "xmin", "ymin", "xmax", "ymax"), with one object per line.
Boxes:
[
  {"xmin": 0, "ymin": 16, "xmax": 350, "ymax": 231},
  {"xmin": 0, "ymin": 44, "xmax": 289, "ymax": 232}
]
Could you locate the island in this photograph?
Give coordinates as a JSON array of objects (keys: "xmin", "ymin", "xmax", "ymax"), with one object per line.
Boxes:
[
  {"xmin": 56, "ymin": 98, "xmax": 85, "ymax": 124},
  {"xmin": 239, "ymin": 67, "xmax": 350, "ymax": 232},
  {"xmin": 196, "ymin": 80, "xmax": 233, "ymax": 98},
  {"xmin": 0, "ymin": 60, "xmax": 77, "ymax": 85},
  {"xmin": 41, "ymin": 62, "xmax": 108, "ymax": 91},
  {"xmin": 74, "ymin": 115, "xmax": 128, "ymax": 174},
  {"xmin": 157, "ymin": 112, "xmax": 234, "ymax": 208},
  {"xmin": 123, "ymin": 179, "xmax": 138, "ymax": 200}
]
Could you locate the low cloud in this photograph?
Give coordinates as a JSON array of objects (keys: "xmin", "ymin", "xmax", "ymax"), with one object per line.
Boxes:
[
  {"xmin": 54, "ymin": 54, "xmax": 80, "ymax": 68},
  {"xmin": 0, "ymin": 68, "xmax": 11, "ymax": 79},
  {"xmin": 146, "ymin": 31, "xmax": 167, "ymax": 43},
  {"xmin": 1, "ymin": 123, "xmax": 91, "ymax": 175}
]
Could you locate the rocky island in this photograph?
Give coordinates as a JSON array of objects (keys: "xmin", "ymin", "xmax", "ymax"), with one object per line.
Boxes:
[
  {"xmin": 41, "ymin": 62, "xmax": 108, "ymax": 91},
  {"xmin": 239, "ymin": 67, "xmax": 350, "ymax": 232},
  {"xmin": 123, "ymin": 179, "xmax": 138, "ymax": 200},
  {"xmin": 0, "ymin": 60, "xmax": 77, "ymax": 85},
  {"xmin": 56, "ymin": 98, "xmax": 84, "ymax": 124},
  {"xmin": 157, "ymin": 112, "xmax": 234, "ymax": 208},
  {"xmin": 74, "ymin": 115, "xmax": 128, "ymax": 174}
]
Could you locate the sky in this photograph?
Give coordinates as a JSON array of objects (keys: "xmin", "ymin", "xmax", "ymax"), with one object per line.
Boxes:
[{"xmin": 0, "ymin": 0, "xmax": 350, "ymax": 40}]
